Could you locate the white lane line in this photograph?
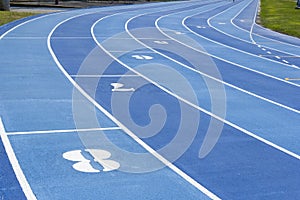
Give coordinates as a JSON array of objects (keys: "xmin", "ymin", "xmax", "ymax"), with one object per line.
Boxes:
[
  {"xmin": 197, "ymin": 5, "xmax": 300, "ymax": 69},
  {"xmin": 282, "ymin": 60, "xmax": 289, "ymax": 64},
  {"xmin": 71, "ymin": 74, "xmax": 139, "ymax": 78},
  {"xmin": 0, "ymin": 118, "xmax": 37, "ymax": 200},
  {"xmin": 6, "ymin": 127, "xmax": 121, "ymax": 136},
  {"xmin": 120, "ymin": 9, "xmax": 300, "ymax": 159},
  {"xmin": 230, "ymin": 0, "xmax": 300, "ymax": 58},
  {"xmin": 93, "ymin": 10, "xmax": 299, "ymax": 195},
  {"xmin": 157, "ymin": 22, "xmax": 300, "ymax": 113},
  {"xmin": 92, "ymin": 12, "xmax": 222, "ymax": 200},
  {"xmin": 206, "ymin": 0, "xmax": 300, "ymax": 63},
  {"xmin": 234, "ymin": 19, "xmax": 300, "ymax": 51},
  {"xmin": 181, "ymin": 20, "xmax": 300, "ymax": 85},
  {"xmin": 155, "ymin": 3, "xmax": 300, "ymax": 88},
  {"xmin": 2, "ymin": 37, "xmax": 48, "ymax": 39},
  {"xmin": 252, "ymin": 24, "xmax": 300, "ymax": 49},
  {"xmin": 249, "ymin": 0, "xmax": 259, "ymax": 44},
  {"xmin": 0, "ymin": 12, "xmax": 60, "ymax": 40},
  {"xmin": 49, "ymin": 6, "xmax": 222, "ymax": 200},
  {"xmin": 285, "ymin": 78, "xmax": 300, "ymax": 81},
  {"xmin": 92, "ymin": 16, "xmax": 220, "ymax": 200}
]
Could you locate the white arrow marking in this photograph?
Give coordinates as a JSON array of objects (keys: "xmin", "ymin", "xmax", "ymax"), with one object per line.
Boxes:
[{"xmin": 111, "ymin": 83, "xmax": 135, "ymax": 92}]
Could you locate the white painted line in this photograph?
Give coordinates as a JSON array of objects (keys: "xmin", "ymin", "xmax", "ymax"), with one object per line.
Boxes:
[
  {"xmin": 154, "ymin": 40, "xmax": 169, "ymax": 44},
  {"xmin": 200, "ymin": 6, "xmax": 300, "ymax": 70},
  {"xmin": 249, "ymin": 0, "xmax": 259, "ymax": 44},
  {"xmin": 93, "ymin": 11, "xmax": 300, "ymax": 200},
  {"xmin": 177, "ymin": 19, "xmax": 300, "ymax": 88},
  {"xmin": 229, "ymin": 0, "xmax": 300, "ymax": 53},
  {"xmin": 6, "ymin": 127, "xmax": 121, "ymax": 136},
  {"xmin": 0, "ymin": 12, "xmax": 59, "ymax": 40},
  {"xmin": 71, "ymin": 74, "xmax": 139, "ymax": 78},
  {"xmin": 107, "ymin": 50, "xmax": 130, "ymax": 53},
  {"xmin": 111, "ymin": 82, "xmax": 135, "ymax": 92},
  {"xmin": 275, "ymin": 56, "xmax": 281, "ymax": 59},
  {"xmin": 282, "ymin": 60, "xmax": 289, "ymax": 64},
  {"xmin": 267, "ymin": 51, "xmax": 272, "ymax": 54},
  {"xmin": 116, "ymin": 17, "xmax": 300, "ymax": 162},
  {"xmin": 132, "ymin": 55, "xmax": 153, "ymax": 60},
  {"xmin": 226, "ymin": 0, "xmax": 300, "ymax": 59},
  {"xmin": 2, "ymin": 37, "xmax": 48, "ymax": 39},
  {"xmin": 156, "ymin": 22, "xmax": 300, "ymax": 113},
  {"xmin": 0, "ymin": 118, "xmax": 37, "ymax": 200},
  {"xmin": 92, "ymin": 13, "xmax": 222, "ymax": 200},
  {"xmin": 123, "ymin": 13, "xmax": 300, "ymax": 159},
  {"xmin": 285, "ymin": 78, "xmax": 300, "ymax": 81},
  {"xmin": 47, "ymin": 6, "xmax": 223, "ymax": 199}
]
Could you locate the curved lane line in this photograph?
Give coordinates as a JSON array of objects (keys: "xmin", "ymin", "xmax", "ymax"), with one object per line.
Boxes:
[
  {"xmin": 91, "ymin": 5, "xmax": 300, "ymax": 160},
  {"xmin": 231, "ymin": 2, "xmax": 300, "ymax": 49},
  {"xmin": 195, "ymin": 1, "xmax": 300, "ymax": 69},
  {"xmin": 155, "ymin": 5, "xmax": 300, "ymax": 91},
  {"xmin": 0, "ymin": 118, "xmax": 37, "ymax": 200},
  {"xmin": 181, "ymin": 17, "xmax": 300, "ymax": 84},
  {"xmin": 127, "ymin": 8, "xmax": 300, "ymax": 114},
  {"xmin": 218, "ymin": 0, "xmax": 300, "ymax": 58},
  {"xmin": 48, "ymin": 5, "xmax": 222, "ymax": 200},
  {"xmin": 0, "ymin": 12, "xmax": 59, "ymax": 39},
  {"xmin": 90, "ymin": 11, "xmax": 223, "ymax": 200},
  {"xmin": 123, "ymin": 4, "xmax": 300, "ymax": 159}
]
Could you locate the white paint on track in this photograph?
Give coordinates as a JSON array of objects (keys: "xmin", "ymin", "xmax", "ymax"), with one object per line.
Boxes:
[
  {"xmin": 0, "ymin": 118, "xmax": 37, "ymax": 200},
  {"xmin": 6, "ymin": 127, "xmax": 121, "ymax": 136},
  {"xmin": 92, "ymin": 4, "xmax": 300, "ymax": 166},
  {"xmin": 91, "ymin": 13, "xmax": 222, "ymax": 200},
  {"xmin": 117, "ymin": 5, "xmax": 300, "ymax": 159},
  {"xmin": 230, "ymin": 0, "xmax": 300, "ymax": 57},
  {"xmin": 160, "ymin": 13, "xmax": 300, "ymax": 113},
  {"xmin": 47, "ymin": 5, "xmax": 223, "ymax": 200},
  {"xmin": 183, "ymin": 17, "xmax": 300, "ymax": 81},
  {"xmin": 190, "ymin": 2, "xmax": 300, "ymax": 70}
]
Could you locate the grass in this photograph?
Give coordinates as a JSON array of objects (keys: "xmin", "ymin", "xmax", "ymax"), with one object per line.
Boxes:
[
  {"xmin": 0, "ymin": 11, "xmax": 38, "ymax": 26},
  {"xmin": 259, "ymin": 0, "xmax": 300, "ymax": 38}
]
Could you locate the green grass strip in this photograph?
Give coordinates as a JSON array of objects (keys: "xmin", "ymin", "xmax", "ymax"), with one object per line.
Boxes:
[
  {"xmin": 0, "ymin": 11, "xmax": 37, "ymax": 26},
  {"xmin": 259, "ymin": 0, "xmax": 300, "ymax": 38}
]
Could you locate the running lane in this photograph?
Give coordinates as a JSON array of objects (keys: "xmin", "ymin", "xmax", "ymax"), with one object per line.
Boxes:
[
  {"xmin": 0, "ymin": 0, "xmax": 299, "ymax": 199},
  {"xmin": 90, "ymin": 1, "xmax": 300, "ymax": 199},
  {"xmin": 0, "ymin": 2, "xmax": 220, "ymax": 200}
]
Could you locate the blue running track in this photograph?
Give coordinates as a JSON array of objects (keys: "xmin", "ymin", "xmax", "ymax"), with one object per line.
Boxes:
[{"xmin": 0, "ymin": 0, "xmax": 299, "ymax": 199}]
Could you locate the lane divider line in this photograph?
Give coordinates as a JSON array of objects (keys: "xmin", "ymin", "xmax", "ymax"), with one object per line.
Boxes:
[
  {"xmin": 71, "ymin": 74, "xmax": 139, "ymax": 78},
  {"xmin": 111, "ymin": 9, "xmax": 300, "ymax": 159},
  {"xmin": 6, "ymin": 127, "xmax": 122, "ymax": 136},
  {"xmin": 0, "ymin": 118, "xmax": 37, "ymax": 200}
]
